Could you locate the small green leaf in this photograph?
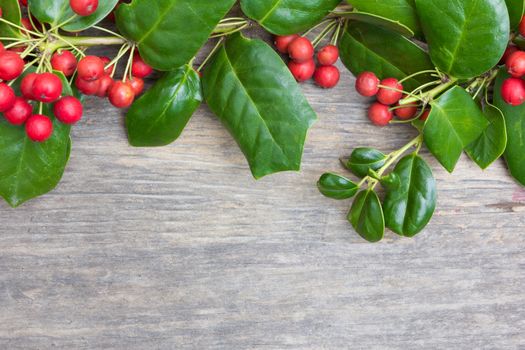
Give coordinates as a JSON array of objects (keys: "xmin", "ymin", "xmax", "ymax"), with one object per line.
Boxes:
[
  {"xmin": 318, "ymin": 173, "xmax": 358, "ymax": 200},
  {"xmin": 0, "ymin": 0, "xmax": 22, "ymax": 38},
  {"xmin": 383, "ymin": 154, "xmax": 437, "ymax": 237},
  {"xmin": 424, "ymin": 86, "xmax": 489, "ymax": 172},
  {"xmin": 126, "ymin": 65, "xmax": 202, "ymax": 147},
  {"xmin": 348, "ymin": 190, "xmax": 385, "ymax": 242},
  {"xmin": 505, "ymin": 0, "xmax": 524, "ymax": 28},
  {"xmin": 346, "ymin": 147, "xmax": 387, "ymax": 178}
]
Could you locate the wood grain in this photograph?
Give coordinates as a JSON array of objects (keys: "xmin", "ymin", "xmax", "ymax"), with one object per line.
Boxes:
[{"xmin": 0, "ymin": 26, "xmax": 524, "ymax": 350}]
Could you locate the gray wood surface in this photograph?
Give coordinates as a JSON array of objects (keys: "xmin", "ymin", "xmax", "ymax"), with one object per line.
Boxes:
[{"xmin": 1, "ymin": 28, "xmax": 524, "ymax": 350}]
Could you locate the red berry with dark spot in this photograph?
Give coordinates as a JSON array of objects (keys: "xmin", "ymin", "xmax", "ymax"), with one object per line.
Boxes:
[
  {"xmin": 313, "ymin": 65, "xmax": 340, "ymax": 89},
  {"xmin": 355, "ymin": 72, "xmax": 379, "ymax": 97},
  {"xmin": 75, "ymin": 77, "xmax": 100, "ymax": 95},
  {"xmin": 274, "ymin": 34, "xmax": 299, "ymax": 54},
  {"xmin": 108, "ymin": 80, "xmax": 135, "ymax": 108},
  {"xmin": 316, "ymin": 45, "xmax": 339, "ymax": 66},
  {"xmin": 501, "ymin": 77, "xmax": 525, "ymax": 106},
  {"xmin": 69, "ymin": 0, "xmax": 98, "ymax": 16},
  {"xmin": 51, "ymin": 50, "xmax": 77, "ymax": 77},
  {"xmin": 288, "ymin": 59, "xmax": 315, "ymax": 82},
  {"xmin": 377, "ymin": 78, "xmax": 403, "ymax": 105},
  {"xmin": 368, "ymin": 102, "xmax": 393, "ymax": 126},
  {"xmin": 4, "ymin": 97, "xmax": 32, "ymax": 125},
  {"xmin": 506, "ymin": 50, "xmax": 525, "ymax": 78},
  {"xmin": 32, "ymin": 73, "xmax": 63, "ymax": 103},
  {"xmin": 131, "ymin": 53, "xmax": 153, "ymax": 78},
  {"xmin": 0, "ymin": 82, "xmax": 16, "ymax": 112},
  {"xmin": 25, "ymin": 114, "xmax": 53, "ymax": 142},
  {"xmin": 0, "ymin": 51, "xmax": 24, "ymax": 81},
  {"xmin": 288, "ymin": 37, "xmax": 314, "ymax": 63},
  {"xmin": 54, "ymin": 96, "xmax": 83, "ymax": 124},
  {"xmin": 77, "ymin": 55, "xmax": 105, "ymax": 81}
]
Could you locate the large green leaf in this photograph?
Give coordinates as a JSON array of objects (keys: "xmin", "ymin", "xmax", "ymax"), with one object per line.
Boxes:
[
  {"xmin": 318, "ymin": 173, "xmax": 359, "ymax": 200},
  {"xmin": 28, "ymin": 0, "xmax": 118, "ymax": 32},
  {"xmin": 465, "ymin": 100, "xmax": 507, "ymax": 170},
  {"xmin": 202, "ymin": 33, "xmax": 316, "ymax": 179},
  {"xmin": 424, "ymin": 86, "xmax": 489, "ymax": 172},
  {"xmin": 339, "ymin": 21, "xmax": 434, "ymax": 91},
  {"xmin": 505, "ymin": 0, "xmax": 525, "ymax": 28},
  {"xmin": 347, "ymin": 0, "xmax": 421, "ymax": 37},
  {"xmin": 240, "ymin": 0, "xmax": 341, "ymax": 35},
  {"xmin": 0, "ymin": 0, "xmax": 22, "ymax": 38},
  {"xmin": 337, "ymin": 11, "xmax": 415, "ymax": 37},
  {"xmin": 493, "ymin": 68, "xmax": 525, "ymax": 186},
  {"xmin": 415, "ymin": 0, "xmax": 509, "ymax": 79},
  {"xmin": 126, "ymin": 65, "xmax": 202, "ymax": 147},
  {"xmin": 116, "ymin": 0, "xmax": 236, "ymax": 71},
  {"xmin": 348, "ymin": 190, "xmax": 384, "ymax": 242},
  {"xmin": 383, "ymin": 154, "xmax": 437, "ymax": 237}
]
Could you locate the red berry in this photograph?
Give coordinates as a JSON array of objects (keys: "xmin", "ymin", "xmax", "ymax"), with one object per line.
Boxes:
[
  {"xmin": 127, "ymin": 77, "xmax": 144, "ymax": 96},
  {"xmin": 131, "ymin": 53, "xmax": 153, "ymax": 78},
  {"xmin": 19, "ymin": 0, "xmax": 28, "ymax": 6},
  {"xmin": 108, "ymin": 81, "xmax": 135, "ymax": 108},
  {"xmin": 0, "ymin": 83, "xmax": 16, "ymax": 112},
  {"xmin": 95, "ymin": 75, "xmax": 113, "ymax": 97},
  {"xmin": 368, "ymin": 102, "xmax": 393, "ymax": 126},
  {"xmin": 316, "ymin": 45, "xmax": 339, "ymax": 66},
  {"xmin": 51, "ymin": 50, "xmax": 78, "ymax": 77},
  {"xmin": 53, "ymin": 96, "xmax": 83, "ymax": 124},
  {"xmin": 69, "ymin": 0, "xmax": 98, "ymax": 16},
  {"xmin": 506, "ymin": 51, "xmax": 525, "ymax": 78},
  {"xmin": 420, "ymin": 109, "xmax": 431, "ymax": 121},
  {"xmin": 355, "ymin": 72, "xmax": 379, "ymax": 97},
  {"xmin": 500, "ymin": 45, "xmax": 518, "ymax": 65},
  {"xmin": 4, "ymin": 97, "xmax": 32, "ymax": 125},
  {"xmin": 288, "ymin": 59, "xmax": 315, "ymax": 82},
  {"xmin": 377, "ymin": 78, "xmax": 403, "ymax": 105},
  {"xmin": 394, "ymin": 103, "xmax": 418, "ymax": 120},
  {"xmin": 21, "ymin": 73, "xmax": 38, "ymax": 100},
  {"xmin": 32, "ymin": 73, "xmax": 63, "ymax": 103},
  {"xmin": 75, "ymin": 77, "xmax": 100, "ymax": 95},
  {"xmin": 274, "ymin": 34, "xmax": 299, "ymax": 54},
  {"xmin": 25, "ymin": 114, "xmax": 53, "ymax": 142},
  {"xmin": 100, "ymin": 56, "xmax": 114, "ymax": 75},
  {"xmin": 0, "ymin": 42, "xmax": 4, "ymax": 53},
  {"xmin": 21, "ymin": 17, "xmax": 34, "ymax": 32},
  {"xmin": 0, "ymin": 51, "xmax": 24, "ymax": 81},
  {"xmin": 288, "ymin": 37, "xmax": 314, "ymax": 63},
  {"xmin": 501, "ymin": 77, "xmax": 525, "ymax": 106},
  {"xmin": 77, "ymin": 55, "xmax": 105, "ymax": 81},
  {"xmin": 520, "ymin": 16, "xmax": 525, "ymax": 37},
  {"xmin": 313, "ymin": 65, "xmax": 340, "ymax": 89}
]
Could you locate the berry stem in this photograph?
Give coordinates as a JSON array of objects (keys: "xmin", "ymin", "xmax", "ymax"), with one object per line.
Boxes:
[
  {"xmin": 0, "ymin": 17, "xmax": 43, "ymax": 37},
  {"xmin": 397, "ymin": 70, "xmax": 439, "ymax": 84},
  {"xmin": 198, "ymin": 37, "xmax": 225, "ymax": 72},
  {"xmin": 92, "ymin": 25, "xmax": 126, "ymax": 40},
  {"xmin": 400, "ymin": 78, "xmax": 457, "ymax": 105}
]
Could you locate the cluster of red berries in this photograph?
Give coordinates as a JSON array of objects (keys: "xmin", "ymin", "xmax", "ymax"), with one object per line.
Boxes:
[
  {"xmin": 499, "ymin": 16, "xmax": 525, "ymax": 106},
  {"xmin": 354, "ymin": 71, "xmax": 428, "ymax": 126},
  {"xmin": 274, "ymin": 35, "xmax": 341, "ymax": 89}
]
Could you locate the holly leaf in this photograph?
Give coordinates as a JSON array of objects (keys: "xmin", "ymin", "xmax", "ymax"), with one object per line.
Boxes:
[
  {"xmin": 318, "ymin": 173, "xmax": 359, "ymax": 200},
  {"xmin": 202, "ymin": 33, "xmax": 316, "ymax": 179},
  {"xmin": 126, "ymin": 65, "xmax": 202, "ymax": 147},
  {"xmin": 348, "ymin": 190, "xmax": 385, "ymax": 242},
  {"xmin": 345, "ymin": 147, "xmax": 387, "ymax": 178},
  {"xmin": 505, "ymin": 0, "xmax": 524, "ymax": 28},
  {"xmin": 116, "ymin": 0, "xmax": 236, "ymax": 71},
  {"xmin": 0, "ymin": 0, "xmax": 23, "ymax": 38}
]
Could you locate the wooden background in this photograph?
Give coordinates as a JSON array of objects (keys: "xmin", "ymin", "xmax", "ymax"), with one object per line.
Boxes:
[{"xmin": 0, "ymin": 27, "xmax": 524, "ymax": 350}]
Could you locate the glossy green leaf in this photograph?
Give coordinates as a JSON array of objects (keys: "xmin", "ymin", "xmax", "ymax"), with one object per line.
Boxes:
[
  {"xmin": 415, "ymin": 0, "xmax": 509, "ymax": 79},
  {"xmin": 346, "ymin": 0, "xmax": 421, "ymax": 37},
  {"xmin": 126, "ymin": 65, "xmax": 202, "ymax": 147},
  {"xmin": 348, "ymin": 190, "xmax": 385, "ymax": 242},
  {"xmin": 383, "ymin": 154, "xmax": 437, "ymax": 237},
  {"xmin": 337, "ymin": 11, "xmax": 414, "ymax": 37},
  {"xmin": 116, "ymin": 0, "xmax": 236, "ymax": 71},
  {"xmin": 28, "ymin": 0, "xmax": 118, "ymax": 32},
  {"xmin": 424, "ymin": 86, "xmax": 489, "ymax": 172},
  {"xmin": 318, "ymin": 173, "xmax": 358, "ymax": 200},
  {"xmin": 202, "ymin": 33, "xmax": 316, "ymax": 179},
  {"xmin": 240, "ymin": 0, "xmax": 341, "ymax": 35},
  {"xmin": 505, "ymin": 0, "xmax": 524, "ymax": 28},
  {"xmin": 493, "ymin": 68, "xmax": 525, "ymax": 186},
  {"xmin": 346, "ymin": 147, "xmax": 387, "ymax": 177},
  {"xmin": 339, "ymin": 21, "xmax": 434, "ymax": 91},
  {"xmin": 0, "ymin": 0, "xmax": 22, "ymax": 38},
  {"xmin": 465, "ymin": 101, "xmax": 507, "ymax": 169}
]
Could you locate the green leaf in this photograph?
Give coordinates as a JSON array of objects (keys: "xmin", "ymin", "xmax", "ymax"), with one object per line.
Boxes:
[
  {"xmin": 240, "ymin": 0, "xmax": 341, "ymax": 35},
  {"xmin": 338, "ymin": 11, "xmax": 415, "ymax": 37},
  {"xmin": 346, "ymin": 147, "xmax": 387, "ymax": 177},
  {"xmin": 0, "ymin": 0, "xmax": 22, "ymax": 38},
  {"xmin": 383, "ymin": 154, "xmax": 437, "ymax": 237},
  {"xmin": 348, "ymin": 190, "xmax": 385, "ymax": 242},
  {"xmin": 415, "ymin": 0, "xmax": 509, "ymax": 79},
  {"xmin": 339, "ymin": 21, "xmax": 434, "ymax": 91},
  {"xmin": 28, "ymin": 0, "xmax": 118, "ymax": 32},
  {"xmin": 424, "ymin": 86, "xmax": 489, "ymax": 172},
  {"xmin": 318, "ymin": 173, "xmax": 358, "ymax": 200},
  {"xmin": 116, "ymin": 0, "xmax": 236, "ymax": 71},
  {"xmin": 465, "ymin": 101, "xmax": 507, "ymax": 169},
  {"xmin": 493, "ymin": 68, "xmax": 525, "ymax": 186},
  {"xmin": 505, "ymin": 0, "xmax": 524, "ymax": 28},
  {"xmin": 126, "ymin": 65, "xmax": 202, "ymax": 147},
  {"xmin": 202, "ymin": 33, "xmax": 316, "ymax": 179},
  {"xmin": 346, "ymin": 0, "xmax": 421, "ymax": 37}
]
